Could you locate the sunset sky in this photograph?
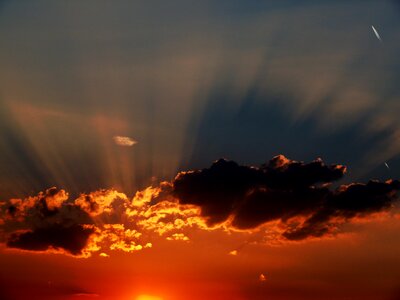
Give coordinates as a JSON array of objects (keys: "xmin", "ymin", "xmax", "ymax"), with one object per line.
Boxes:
[{"xmin": 1, "ymin": 1, "xmax": 400, "ymax": 299}]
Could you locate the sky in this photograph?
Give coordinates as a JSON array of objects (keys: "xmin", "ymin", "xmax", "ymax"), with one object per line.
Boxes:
[{"xmin": 1, "ymin": 1, "xmax": 400, "ymax": 299}]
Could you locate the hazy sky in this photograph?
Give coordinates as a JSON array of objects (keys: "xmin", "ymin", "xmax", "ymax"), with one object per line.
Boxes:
[{"xmin": 1, "ymin": 1, "xmax": 400, "ymax": 299}]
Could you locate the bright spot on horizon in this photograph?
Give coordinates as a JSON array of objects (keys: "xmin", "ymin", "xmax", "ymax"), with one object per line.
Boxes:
[
  {"xmin": 113, "ymin": 135, "xmax": 137, "ymax": 147},
  {"xmin": 135, "ymin": 294, "xmax": 163, "ymax": 300}
]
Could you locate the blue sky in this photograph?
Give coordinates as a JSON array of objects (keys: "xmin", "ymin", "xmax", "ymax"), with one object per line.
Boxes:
[{"xmin": 1, "ymin": 0, "xmax": 400, "ymax": 197}]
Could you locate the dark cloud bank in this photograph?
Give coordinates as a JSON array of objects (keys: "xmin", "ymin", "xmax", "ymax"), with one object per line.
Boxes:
[
  {"xmin": 1, "ymin": 187, "xmax": 94, "ymax": 256},
  {"xmin": 1, "ymin": 155, "xmax": 399, "ymax": 256},
  {"xmin": 173, "ymin": 155, "xmax": 400, "ymax": 240},
  {"xmin": 7, "ymin": 224, "xmax": 94, "ymax": 255}
]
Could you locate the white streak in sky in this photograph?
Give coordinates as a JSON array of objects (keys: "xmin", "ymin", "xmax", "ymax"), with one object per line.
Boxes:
[
  {"xmin": 113, "ymin": 136, "xmax": 137, "ymax": 147},
  {"xmin": 371, "ymin": 25, "xmax": 382, "ymax": 42},
  {"xmin": 385, "ymin": 162, "xmax": 390, "ymax": 170}
]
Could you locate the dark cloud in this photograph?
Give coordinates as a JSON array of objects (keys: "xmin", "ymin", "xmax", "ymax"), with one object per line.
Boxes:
[
  {"xmin": 232, "ymin": 184, "xmax": 329, "ymax": 229},
  {"xmin": 284, "ymin": 179, "xmax": 400, "ymax": 240},
  {"xmin": 173, "ymin": 158, "xmax": 267, "ymax": 224},
  {"xmin": 1, "ymin": 155, "xmax": 399, "ymax": 255},
  {"xmin": 0, "ymin": 187, "xmax": 152, "ymax": 256},
  {"xmin": 173, "ymin": 155, "xmax": 400, "ymax": 240},
  {"xmin": 7, "ymin": 224, "xmax": 94, "ymax": 255},
  {"xmin": 0, "ymin": 187, "xmax": 94, "ymax": 256}
]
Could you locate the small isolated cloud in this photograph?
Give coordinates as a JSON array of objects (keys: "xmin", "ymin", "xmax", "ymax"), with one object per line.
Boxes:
[
  {"xmin": 113, "ymin": 135, "xmax": 137, "ymax": 147},
  {"xmin": 229, "ymin": 250, "xmax": 238, "ymax": 256},
  {"xmin": 166, "ymin": 233, "xmax": 189, "ymax": 241}
]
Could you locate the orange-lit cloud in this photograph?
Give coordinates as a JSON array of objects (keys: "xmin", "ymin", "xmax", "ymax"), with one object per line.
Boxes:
[
  {"xmin": 0, "ymin": 184, "xmax": 205, "ymax": 257},
  {"xmin": 229, "ymin": 250, "xmax": 238, "ymax": 256},
  {"xmin": 1, "ymin": 155, "xmax": 399, "ymax": 258},
  {"xmin": 113, "ymin": 135, "xmax": 137, "ymax": 147}
]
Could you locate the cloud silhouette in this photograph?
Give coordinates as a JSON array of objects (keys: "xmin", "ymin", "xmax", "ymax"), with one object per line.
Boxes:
[
  {"xmin": 0, "ymin": 187, "xmax": 95, "ymax": 255},
  {"xmin": 173, "ymin": 155, "xmax": 399, "ymax": 240},
  {"xmin": 0, "ymin": 186, "xmax": 201, "ymax": 257},
  {"xmin": 7, "ymin": 224, "xmax": 94, "ymax": 255},
  {"xmin": 1, "ymin": 155, "xmax": 399, "ymax": 256}
]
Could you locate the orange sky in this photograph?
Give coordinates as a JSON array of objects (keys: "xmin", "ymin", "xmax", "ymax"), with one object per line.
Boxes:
[
  {"xmin": 1, "ymin": 1, "xmax": 400, "ymax": 299},
  {"xmin": 1, "ymin": 157, "xmax": 400, "ymax": 300},
  {"xmin": 1, "ymin": 198, "xmax": 400, "ymax": 300}
]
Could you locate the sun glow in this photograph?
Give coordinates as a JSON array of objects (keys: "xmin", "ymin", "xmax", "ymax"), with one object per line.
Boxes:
[{"xmin": 135, "ymin": 295, "xmax": 163, "ymax": 300}]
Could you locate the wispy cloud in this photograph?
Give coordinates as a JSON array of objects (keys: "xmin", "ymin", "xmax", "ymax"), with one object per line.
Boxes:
[{"xmin": 113, "ymin": 135, "xmax": 137, "ymax": 147}]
